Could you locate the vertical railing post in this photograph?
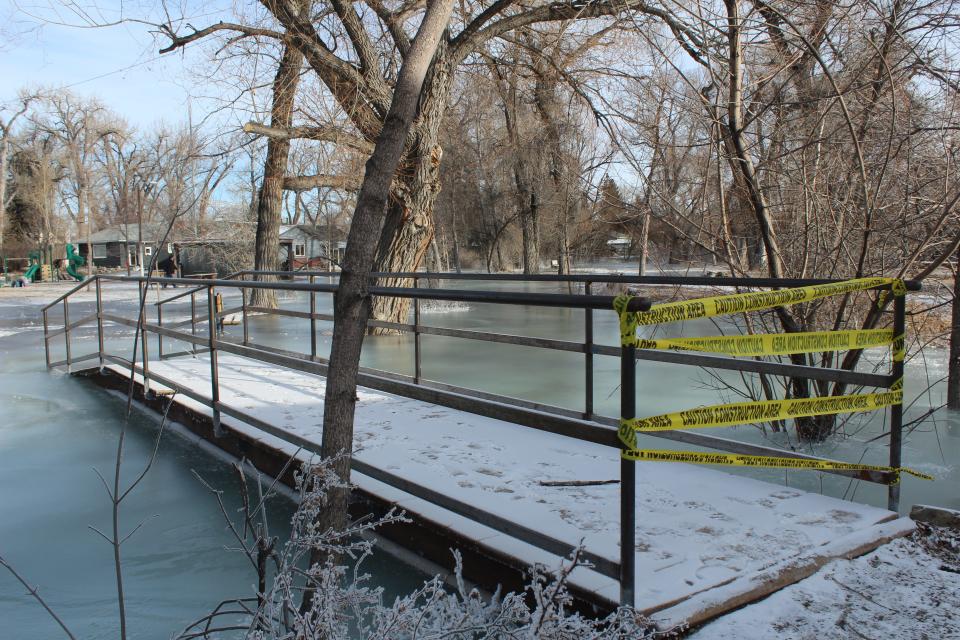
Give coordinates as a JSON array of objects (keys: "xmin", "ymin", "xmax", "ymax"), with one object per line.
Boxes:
[
  {"xmin": 310, "ymin": 275, "xmax": 317, "ymax": 360},
  {"xmin": 242, "ymin": 274, "xmax": 250, "ymax": 346},
  {"xmin": 157, "ymin": 299, "xmax": 164, "ymax": 359},
  {"xmin": 95, "ymin": 277, "xmax": 104, "ymax": 370},
  {"xmin": 63, "ymin": 298, "xmax": 72, "ymax": 373},
  {"xmin": 140, "ymin": 281, "xmax": 151, "ymax": 396},
  {"xmin": 191, "ymin": 291, "xmax": 198, "ymax": 356},
  {"xmin": 584, "ymin": 280, "xmax": 594, "ymax": 420},
  {"xmin": 207, "ymin": 285, "xmax": 223, "ymax": 436},
  {"xmin": 888, "ymin": 288, "xmax": 906, "ymax": 512},
  {"xmin": 42, "ymin": 308, "xmax": 51, "ymax": 369},
  {"xmin": 413, "ymin": 276, "xmax": 422, "ymax": 384},
  {"xmin": 619, "ymin": 337, "xmax": 637, "ymax": 606}
]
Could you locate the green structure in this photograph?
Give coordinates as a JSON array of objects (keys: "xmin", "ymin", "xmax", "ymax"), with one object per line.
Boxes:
[
  {"xmin": 65, "ymin": 244, "xmax": 85, "ymax": 281},
  {"xmin": 23, "ymin": 251, "xmax": 42, "ymax": 282}
]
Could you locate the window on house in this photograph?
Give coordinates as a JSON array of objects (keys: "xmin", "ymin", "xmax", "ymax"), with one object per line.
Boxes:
[
  {"xmin": 294, "ymin": 243, "xmax": 306, "ymax": 257},
  {"xmin": 144, "ymin": 245, "xmax": 153, "ymax": 256},
  {"xmin": 93, "ymin": 244, "xmax": 107, "ymax": 259}
]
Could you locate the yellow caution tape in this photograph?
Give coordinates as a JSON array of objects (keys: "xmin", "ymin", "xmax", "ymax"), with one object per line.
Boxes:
[
  {"xmin": 614, "ymin": 278, "xmax": 905, "ymax": 342},
  {"xmin": 620, "ymin": 449, "xmax": 934, "ymax": 482},
  {"xmin": 893, "ymin": 333, "xmax": 905, "ymax": 363},
  {"xmin": 633, "ymin": 328, "xmax": 894, "ymax": 357},
  {"xmin": 612, "ymin": 277, "xmax": 919, "ymax": 482},
  {"xmin": 618, "ymin": 390, "xmax": 902, "ymax": 449}
]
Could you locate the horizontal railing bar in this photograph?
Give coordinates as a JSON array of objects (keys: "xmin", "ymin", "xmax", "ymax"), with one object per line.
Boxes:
[
  {"xmin": 49, "ymin": 352, "xmax": 99, "ymax": 369},
  {"xmin": 99, "ymin": 275, "xmax": 654, "ymax": 312},
  {"xmin": 417, "ymin": 377, "xmax": 588, "ymax": 421},
  {"xmin": 160, "ymin": 349, "xmax": 211, "ymax": 360},
  {"xmin": 143, "ymin": 322, "xmax": 210, "ymax": 348},
  {"xmin": 46, "ymin": 313, "xmax": 99, "ymax": 338},
  {"xmin": 366, "ymin": 318, "xmax": 410, "ymax": 332},
  {"xmin": 372, "ymin": 287, "xmax": 653, "ymax": 311},
  {"xmin": 166, "ymin": 316, "xmax": 207, "ymax": 329},
  {"xmin": 101, "ymin": 313, "xmax": 139, "ymax": 329},
  {"xmin": 152, "ymin": 270, "xmax": 244, "ymax": 306},
  {"xmin": 417, "ymin": 325, "xmax": 586, "ymax": 353},
  {"xmin": 237, "ymin": 270, "xmax": 922, "ymax": 292},
  {"xmin": 218, "ymin": 305, "xmax": 244, "ymax": 317},
  {"xmin": 601, "ymin": 346, "xmax": 891, "ymax": 387},
  {"xmin": 247, "ymin": 305, "xmax": 313, "ymax": 320},
  {"xmin": 41, "ymin": 279, "xmax": 95, "ymax": 311}
]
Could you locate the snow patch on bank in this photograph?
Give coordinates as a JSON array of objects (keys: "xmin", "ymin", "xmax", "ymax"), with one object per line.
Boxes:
[{"xmin": 689, "ymin": 525, "xmax": 960, "ymax": 638}]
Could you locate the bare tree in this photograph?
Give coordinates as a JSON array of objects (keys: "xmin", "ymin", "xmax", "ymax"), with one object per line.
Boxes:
[{"xmin": 1, "ymin": 93, "xmax": 42, "ymax": 270}]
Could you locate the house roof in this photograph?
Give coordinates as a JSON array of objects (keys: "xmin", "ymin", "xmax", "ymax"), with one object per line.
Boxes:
[
  {"xmin": 87, "ymin": 223, "xmax": 170, "ymax": 244},
  {"xmin": 280, "ymin": 224, "xmax": 347, "ymax": 242}
]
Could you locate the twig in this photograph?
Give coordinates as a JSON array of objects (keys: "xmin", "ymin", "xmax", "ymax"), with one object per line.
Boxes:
[{"xmin": 0, "ymin": 554, "xmax": 78, "ymax": 640}]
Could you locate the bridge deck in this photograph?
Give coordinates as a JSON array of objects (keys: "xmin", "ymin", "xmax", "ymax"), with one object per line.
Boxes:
[{"xmin": 106, "ymin": 354, "xmax": 900, "ymax": 619}]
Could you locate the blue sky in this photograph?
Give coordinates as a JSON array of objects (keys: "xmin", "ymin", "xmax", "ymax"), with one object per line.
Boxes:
[{"xmin": 1, "ymin": 1, "xmax": 209, "ymax": 128}]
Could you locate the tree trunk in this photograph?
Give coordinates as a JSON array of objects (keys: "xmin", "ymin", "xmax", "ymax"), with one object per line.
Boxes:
[
  {"xmin": 948, "ymin": 253, "xmax": 960, "ymax": 409},
  {"xmin": 520, "ymin": 190, "xmax": 540, "ymax": 274},
  {"xmin": 637, "ymin": 209, "xmax": 651, "ymax": 276},
  {"xmin": 368, "ymin": 55, "xmax": 453, "ymax": 330},
  {"xmin": 305, "ymin": 0, "xmax": 453, "ymax": 614},
  {"xmin": 250, "ymin": 28, "xmax": 305, "ymax": 307},
  {"xmin": 450, "ymin": 207, "xmax": 462, "ymax": 273}
]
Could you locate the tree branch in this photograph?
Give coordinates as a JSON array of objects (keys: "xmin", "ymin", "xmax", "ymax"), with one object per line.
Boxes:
[
  {"xmin": 283, "ymin": 173, "xmax": 363, "ymax": 192},
  {"xmin": 243, "ymin": 121, "xmax": 374, "ymax": 153},
  {"xmin": 158, "ymin": 22, "xmax": 284, "ymax": 54}
]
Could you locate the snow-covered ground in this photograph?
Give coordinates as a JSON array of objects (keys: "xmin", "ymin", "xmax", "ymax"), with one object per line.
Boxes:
[
  {"xmin": 690, "ymin": 523, "xmax": 960, "ymax": 638},
  {"xmin": 107, "ymin": 354, "xmax": 902, "ymax": 615}
]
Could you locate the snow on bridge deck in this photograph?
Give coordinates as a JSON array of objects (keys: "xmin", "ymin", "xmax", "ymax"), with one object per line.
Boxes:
[{"xmin": 106, "ymin": 354, "xmax": 900, "ymax": 617}]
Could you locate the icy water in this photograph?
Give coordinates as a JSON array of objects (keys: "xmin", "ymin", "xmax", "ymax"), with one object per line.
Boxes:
[{"xmin": 0, "ymin": 286, "xmax": 431, "ymax": 639}]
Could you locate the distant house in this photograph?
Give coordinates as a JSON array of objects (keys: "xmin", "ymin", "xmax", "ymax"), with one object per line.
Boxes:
[
  {"xmin": 606, "ymin": 235, "xmax": 633, "ymax": 258},
  {"xmin": 77, "ymin": 223, "xmax": 174, "ymax": 270},
  {"xmin": 280, "ymin": 224, "xmax": 346, "ymax": 269}
]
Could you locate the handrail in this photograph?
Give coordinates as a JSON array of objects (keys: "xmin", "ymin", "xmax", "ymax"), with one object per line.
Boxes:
[
  {"xmin": 154, "ymin": 270, "xmax": 245, "ymax": 306},
  {"xmin": 231, "ymin": 269, "xmax": 923, "ymax": 291},
  {"xmin": 40, "ymin": 277, "xmax": 97, "ymax": 312},
  {"xmin": 99, "ymin": 274, "xmax": 655, "ymax": 311}
]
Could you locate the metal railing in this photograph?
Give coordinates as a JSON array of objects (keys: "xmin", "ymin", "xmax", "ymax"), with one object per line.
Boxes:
[{"xmin": 41, "ymin": 271, "xmax": 919, "ymax": 607}]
